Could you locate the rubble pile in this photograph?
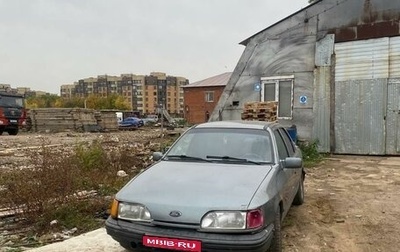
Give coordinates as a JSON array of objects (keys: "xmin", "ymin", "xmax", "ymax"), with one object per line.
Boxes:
[
  {"xmin": 28, "ymin": 108, "xmax": 119, "ymax": 133},
  {"xmin": 0, "ymin": 127, "xmax": 185, "ymax": 250}
]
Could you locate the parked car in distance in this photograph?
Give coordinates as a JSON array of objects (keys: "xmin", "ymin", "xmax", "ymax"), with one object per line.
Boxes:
[
  {"xmin": 106, "ymin": 120, "xmax": 305, "ymax": 252},
  {"xmin": 118, "ymin": 117, "xmax": 143, "ymax": 128},
  {"xmin": 142, "ymin": 114, "xmax": 159, "ymax": 125}
]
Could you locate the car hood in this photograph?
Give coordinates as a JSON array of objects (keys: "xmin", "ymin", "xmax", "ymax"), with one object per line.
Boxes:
[{"xmin": 116, "ymin": 161, "xmax": 272, "ymax": 224}]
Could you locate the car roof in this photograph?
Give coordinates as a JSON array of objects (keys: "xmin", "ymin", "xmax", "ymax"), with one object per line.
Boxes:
[{"xmin": 194, "ymin": 120, "xmax": 279, "ymax": 130}]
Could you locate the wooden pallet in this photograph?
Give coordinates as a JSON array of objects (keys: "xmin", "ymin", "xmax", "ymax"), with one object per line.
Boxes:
[{"xmin": 242, "ymin": 101, "xmax": 278, "ymax": 122}]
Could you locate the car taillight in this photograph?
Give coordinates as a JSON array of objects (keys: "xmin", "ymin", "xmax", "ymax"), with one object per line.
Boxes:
[{"xmin": 247, "ymin": 209, "xmax": 263, "ymax": 229}]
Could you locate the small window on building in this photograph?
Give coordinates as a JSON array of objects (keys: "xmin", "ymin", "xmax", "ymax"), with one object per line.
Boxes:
[
  {"xmin": 205, "ymin": 91, "xmax": 214, "ymax": 102},
  {"xmin": 261, "ymin": 76, "xmax": 294, "ymax": 119}
]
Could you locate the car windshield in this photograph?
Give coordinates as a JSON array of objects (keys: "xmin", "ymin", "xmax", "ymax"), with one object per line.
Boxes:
[
  {"xmin": 0, "ymin": 95, "xmax": 24, "ymax": 108},
  {"xmin": 166, "ymin": 128, "xmax": 273, "ymax": 163}
]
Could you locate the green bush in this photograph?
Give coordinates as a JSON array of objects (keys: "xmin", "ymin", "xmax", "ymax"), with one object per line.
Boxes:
[
  {"xmin": 298, "ymin": 140, "xmax": 324, "ymax": 167},
  {"xmin": 74, "ymin": 141, "xmax": 106, "ymax": 172}
]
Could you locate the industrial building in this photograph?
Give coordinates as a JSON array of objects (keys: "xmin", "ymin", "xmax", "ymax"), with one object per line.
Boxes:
[{"xmin": 212, "ymin": 0, "xmax": 400, "ymax": 155}]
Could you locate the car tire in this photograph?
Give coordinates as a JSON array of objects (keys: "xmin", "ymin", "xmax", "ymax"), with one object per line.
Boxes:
[
  {"xmin": 118, "ymin": 242, "xmax": 136, "ymax": 251},
  {"xmin": 292, "ymin": 174, "xmax": 305, "ymax": 206},
  {"xmin": 268, "ymin": 209, "xmax": 282, "ymax": 252},
  {"xmin": 7, "ymin": 128, "xmax": 18, "ymax": 135}
]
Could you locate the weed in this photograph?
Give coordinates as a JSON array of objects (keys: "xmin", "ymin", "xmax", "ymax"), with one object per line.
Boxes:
[
  {"xmin": 0, "ymin": 137, "xmax": 143, "ymax": 236},
  {"xmin": 74, "ymin": 141, "xmax": 106, "ymax": 172},
  {"xmin": 298, "ymin": 140, "xmax": 325, "ymax": 167}
]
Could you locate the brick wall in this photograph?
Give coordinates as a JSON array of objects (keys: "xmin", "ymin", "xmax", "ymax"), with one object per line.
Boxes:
[{"xmin": 183, "ymin": 86, "xmax": 224, "ymax": 124}]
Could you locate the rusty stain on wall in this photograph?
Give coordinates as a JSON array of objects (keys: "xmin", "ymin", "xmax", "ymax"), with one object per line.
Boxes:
[{"xmin": 334, "ymin": 21, "xmax": 400, "ymax": 42}]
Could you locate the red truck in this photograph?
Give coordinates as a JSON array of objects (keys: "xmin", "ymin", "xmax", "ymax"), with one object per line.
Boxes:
[{"xmin": 0, "ymin": 92, "xmax": 27, "ymax": 135}]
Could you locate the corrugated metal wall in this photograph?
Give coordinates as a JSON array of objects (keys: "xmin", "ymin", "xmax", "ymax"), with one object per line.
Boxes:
[
  {"xmin": 386, "ymin": 78, "xmax": 400, "ymax": 154},
  {"xmin": 386, "ymin": 38, "xmax": 400, "ymax": 154},
  {"xmin": 334, "ymin": 80, "xmax": 386, "ymax": 154},
  {"xmin": 335, "ymin": 37, "xmax": 400, "ymax": 154},
  {"xmin": 335, "ymin": 38, "xmax": 389, "ymax": 81},
  {"xmin": 390, "ymin": 37, "xmax": 400, "ymax": 78}
]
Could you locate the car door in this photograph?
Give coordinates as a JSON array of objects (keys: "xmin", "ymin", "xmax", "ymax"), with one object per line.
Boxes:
[{"xmin": 273, "ymin": 129, "xmax": 297, "ymax": 215}]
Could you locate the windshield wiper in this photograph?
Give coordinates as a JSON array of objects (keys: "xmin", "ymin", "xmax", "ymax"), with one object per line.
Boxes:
[
  {"xmin": 165, "ymin": 155, "xmax": 212, "ymax": 162},
  {"xmin": 206, "ymin": 155, "xmax": 262, "ymax": 165}
]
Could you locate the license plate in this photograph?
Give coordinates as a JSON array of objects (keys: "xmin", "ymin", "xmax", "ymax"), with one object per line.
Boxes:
[
  {"xmin": 143, "ymin": 235, "xmax": 202, "ymax": 252},
  {"xmin": 10, "ymin": 120, "xmax": 17, "ymax": 123}
]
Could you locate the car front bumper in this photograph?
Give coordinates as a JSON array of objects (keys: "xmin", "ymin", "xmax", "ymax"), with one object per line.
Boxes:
[{"xmin": 105, "ymin": 217, "xmax": 274, "ymax": 252}]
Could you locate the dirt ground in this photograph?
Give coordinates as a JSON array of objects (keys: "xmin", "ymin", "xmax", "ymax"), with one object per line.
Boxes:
[
  {"xmin": 283, "ymin": 155, "xmax": 400, "ymax": 252},
  {"xmin": 1, "ymin": 130, "xmax": 400, "ymax": 252}
]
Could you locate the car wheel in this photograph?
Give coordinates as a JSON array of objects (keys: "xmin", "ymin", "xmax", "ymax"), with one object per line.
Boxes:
[
  {"xmin": 292, "ymin": 174, "xmax": 305, "ymax": 206},
  {"xmin": 7, "ymin": 128, "xmax": 18, "ymax": 135},
  {"xmin": 268, "ymin": 209, "xmax": 282, "ymax": 252},
  {"xmin": 118, "ymin": 241, "xmax": 136, "ymax": 251}
]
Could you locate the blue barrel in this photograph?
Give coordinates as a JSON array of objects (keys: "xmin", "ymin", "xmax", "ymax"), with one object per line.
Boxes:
[{"xmin": 286, "ymin": 125, "xmax": 297, "ymax": 142}]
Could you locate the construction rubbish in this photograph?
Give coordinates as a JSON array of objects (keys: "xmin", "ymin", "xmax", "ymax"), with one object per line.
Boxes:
[
  {"xmin": 28, "ymin": 108, "xmax": 118, "ymax": 133},
  {"xmin": 241, "ymin": 101, "xmax": 278, "ymax": 122}
]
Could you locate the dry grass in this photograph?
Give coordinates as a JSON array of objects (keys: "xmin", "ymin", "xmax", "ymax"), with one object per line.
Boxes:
[{"xmin": 0, "ymin": 138, "xmax": 147, "ymax": 234}]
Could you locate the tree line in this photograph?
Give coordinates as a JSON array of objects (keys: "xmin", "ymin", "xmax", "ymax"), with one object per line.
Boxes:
[{"xmin": 25, "ymin": 93, "xmax": 131, "ymax": 110}]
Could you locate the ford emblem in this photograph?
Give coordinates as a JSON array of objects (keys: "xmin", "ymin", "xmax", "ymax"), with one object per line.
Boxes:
[{"xmin": 169, "ymin": 211, "xmax": 182, "ymax": 217}]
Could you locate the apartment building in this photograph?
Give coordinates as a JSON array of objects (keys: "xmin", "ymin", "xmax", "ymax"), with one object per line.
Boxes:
[
  {"xmin": 60, "ymin": 72, "xmax": 188, "ymax": 116},
  {"xmin": 0, "ymin": 84, "xmax": 46, "ymax": 97},
  {"xmin": 0, "ymin": 84, "xmax": 12, "ymax": 92}
]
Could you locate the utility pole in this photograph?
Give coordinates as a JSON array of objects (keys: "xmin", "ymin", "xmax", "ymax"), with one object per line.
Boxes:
[{"xmin": 160, "ymin": 103, "xmax": 164, "ymax": 141}]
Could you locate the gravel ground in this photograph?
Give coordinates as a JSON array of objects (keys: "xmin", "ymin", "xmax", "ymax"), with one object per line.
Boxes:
[{"xmin": 1, "ymin": 130, "xmax": 400, "ymax": 252}]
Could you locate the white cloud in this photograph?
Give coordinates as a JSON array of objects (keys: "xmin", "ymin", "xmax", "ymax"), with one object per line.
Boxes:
[{"xmin": 0, "ymin": 0, "xmax": 307, "ymax": 94}]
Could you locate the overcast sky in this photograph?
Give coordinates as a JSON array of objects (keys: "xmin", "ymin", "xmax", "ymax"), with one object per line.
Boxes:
[{"xmin": 0, "ymin": 0, "xmax": 308, "ymax": 94}]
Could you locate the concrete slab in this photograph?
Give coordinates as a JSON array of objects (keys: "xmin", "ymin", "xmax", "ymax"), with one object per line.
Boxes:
[{"xmin": 26, "ymin": 228, "xmax": 126, "ymax": 252}]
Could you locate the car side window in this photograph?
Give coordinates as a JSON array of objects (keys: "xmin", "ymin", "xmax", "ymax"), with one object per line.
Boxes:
[
  {"xmin": 274, "ymin": 130, "xmax": 289, "ymax": 160},
  {"xmin": 278, "ymin": 128, "xmax": 295, "ymax": 156}
]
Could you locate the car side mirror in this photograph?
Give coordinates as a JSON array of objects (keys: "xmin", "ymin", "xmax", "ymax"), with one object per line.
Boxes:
[
  {"xmin": 153, "ymin": 152, "xmax": 163, "ymax": 161},
  {"xmin": 283, "ymin": 157, "xmax": 302, "ymax": 168}
]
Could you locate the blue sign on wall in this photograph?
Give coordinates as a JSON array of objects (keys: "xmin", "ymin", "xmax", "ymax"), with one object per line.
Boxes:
[{"xmin": 299, "ymin": 95, "xmax": 307, "ymax": 104}]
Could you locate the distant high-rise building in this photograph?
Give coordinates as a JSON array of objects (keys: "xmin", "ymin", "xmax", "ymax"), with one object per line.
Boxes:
[
  {"xmin": 0, "ymin": 84, "xmax": 12, "ymax": 92},
  {"xmin": 60, "ymin": 72, "xmax": 188, "ymax": 116}
]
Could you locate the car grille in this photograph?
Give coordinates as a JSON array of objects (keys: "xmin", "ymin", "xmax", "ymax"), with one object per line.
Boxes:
[{"xmin": 152, "ymin": 220, "xmax": 200, "ymax": 230}]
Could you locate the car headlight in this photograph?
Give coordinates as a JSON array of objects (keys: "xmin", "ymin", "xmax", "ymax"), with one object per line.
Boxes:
[
  {"xmin": 117, "ymin": 202, "xmax": 152, "ymax": 222},
  {"xmin": 201, "ymin": 209, "xmax": 263, "ymax": 230},
  {"xmin": 201, "ymin": 211, "xmax": 246, "ymax": 230}
]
